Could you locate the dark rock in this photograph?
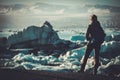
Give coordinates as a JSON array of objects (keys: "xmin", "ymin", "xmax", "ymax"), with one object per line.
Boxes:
[{"xmin": 104, "ymin": 65, "xmax": 120, "ymax": 77}]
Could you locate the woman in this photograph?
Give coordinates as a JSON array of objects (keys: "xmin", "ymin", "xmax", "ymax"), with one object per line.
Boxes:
[{"xmin": 78, "ymin": 14, "xmax": 106, "ymax": 75}]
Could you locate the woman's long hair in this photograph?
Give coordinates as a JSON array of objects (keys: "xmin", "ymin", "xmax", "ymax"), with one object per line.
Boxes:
[{"xmin": 90, "ymin": 14, "xmax": 98, "ymax": 24}]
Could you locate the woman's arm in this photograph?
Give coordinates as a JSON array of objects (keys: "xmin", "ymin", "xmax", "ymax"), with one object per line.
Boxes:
[{"xmin": 86, "ymin": 25, "xmax": 91, "ymax": 41}]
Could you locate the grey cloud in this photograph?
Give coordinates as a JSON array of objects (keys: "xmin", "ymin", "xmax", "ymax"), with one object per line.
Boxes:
[
  {"xmin": 11, "ymin": 4, "xmax": 27, "ymax": 10},
  {"xmin": 0, "ymin": 15, "xmax": 11, "ymax": 30},
  {"xmin": 85, "ymin": 4, "xmax": 120, "ymax": 13},
  {"xmin": 0, "ymin": 2, "xmax": 120, "ymax": 15},
  {"xmin": 0, "ymin": 4, "xmax": 29, "ymax": 15},
  {"xmin": 33, "ymin": 2, "xmax": 69, "ymax": 11},
  {"xmin": 0, "ymin": 2, "xmax": 69, "ymax": 15},
  {"xmin": 0, "ymin": 5, "xmax": 10, "ymax": 14}
]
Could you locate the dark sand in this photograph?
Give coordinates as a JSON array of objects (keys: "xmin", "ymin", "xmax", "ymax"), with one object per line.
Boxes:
[{"xmin": 0, "ymin": 68, "xmax": 119, "ymax": 80}]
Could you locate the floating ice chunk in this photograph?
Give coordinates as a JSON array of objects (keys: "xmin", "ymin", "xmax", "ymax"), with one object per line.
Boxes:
[
  {"xmin": 71, "ymin": 60, "xmax": 80, "ymax": 66},
  {"xmin": 12, "ymin": 53, "xmax": 25, "ymax": 62},
  {"xmin": 20, "ymin": 62, "xmax": 38, "ymax": 70}
]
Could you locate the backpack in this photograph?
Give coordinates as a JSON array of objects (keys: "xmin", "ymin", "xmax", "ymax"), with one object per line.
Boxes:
[
  {"xmin": 89, "ymin": 21, "xmax": 106, "ymax": 44},
  {"xmin": 94, "ymin": 26, "xmax": 106, "ymax": 44}
]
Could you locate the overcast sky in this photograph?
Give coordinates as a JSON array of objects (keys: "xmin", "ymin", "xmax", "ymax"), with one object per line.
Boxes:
[
  {"xmin": 0, "ymin": 0, "xmax": 120, "ymax": 30},
  {"xmin": 0, "ymin": 0, "xmax": 119, "ymax": 15},
  {"xmin": 0, "ymin": 0, "xmax": 120, "ymax": 6}
]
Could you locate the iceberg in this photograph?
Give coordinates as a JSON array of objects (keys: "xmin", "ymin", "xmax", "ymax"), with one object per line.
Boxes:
[
  {"xmin": 7, "ymin": 21, "xmax": 60, "ymax": 49},
  {"xmin": 5, "ymin": 21, "xmax": 86, "ymax": 56}
]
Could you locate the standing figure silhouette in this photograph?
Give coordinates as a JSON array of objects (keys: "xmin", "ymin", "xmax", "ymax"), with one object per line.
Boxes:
[{"xmin": 78, "ymin": 14, "xmax": 106, "ymax": 75}]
